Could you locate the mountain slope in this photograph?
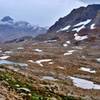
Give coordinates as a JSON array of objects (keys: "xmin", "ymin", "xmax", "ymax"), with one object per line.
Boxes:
[
  {"xmin": 48, "ymin": 4, "xmax": 100, "ymax": 33},
  {"xmin": 35, "ymin": 4, "xmax": 100, "ymax": 53}
]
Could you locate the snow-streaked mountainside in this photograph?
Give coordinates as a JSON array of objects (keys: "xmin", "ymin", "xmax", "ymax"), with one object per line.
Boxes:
[
  {"xmin": 48, "ymin": 4, "xmax": 100, "ymax": 33},
  {"xmin": 36, "ymin": 4, "xmax": 100, "ymax": 48},
  {"xmin": 0, "ymin": 16, "xmax": 47, "ymax": 43}
]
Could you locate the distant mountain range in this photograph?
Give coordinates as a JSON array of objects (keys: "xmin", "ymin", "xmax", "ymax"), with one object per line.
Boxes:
[{"xmin": 0, "ymin": 16, "xmax": 47, "ymax": 43}]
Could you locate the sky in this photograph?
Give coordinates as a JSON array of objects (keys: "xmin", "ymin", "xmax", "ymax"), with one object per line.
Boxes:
[
  {"xmin": 80, "ymin": 0, "xmax": 100, "ymax": 4},
  {"xmin": 0, "ymin": 0, "xmax": 100, "ymax": 26}
]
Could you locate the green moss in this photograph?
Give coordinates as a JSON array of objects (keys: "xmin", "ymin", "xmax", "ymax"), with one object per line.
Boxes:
[{"xmin": 0, "ymin": 71, "xmax": 50, "ymax": 99}]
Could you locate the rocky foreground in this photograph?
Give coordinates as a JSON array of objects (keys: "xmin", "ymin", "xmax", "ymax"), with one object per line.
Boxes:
[{"xmin": 0, "ymin": 39, "xmax": 99, "ymax": 100}]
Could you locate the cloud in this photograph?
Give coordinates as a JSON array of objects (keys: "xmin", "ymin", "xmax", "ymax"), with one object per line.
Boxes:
[
  {"xmin": 79, "ymin": 0, "xmax": 100, "ymax": 4},
  {"xmin": 0, "ymin": 0, "xmax": 86, "ymax": 26}
]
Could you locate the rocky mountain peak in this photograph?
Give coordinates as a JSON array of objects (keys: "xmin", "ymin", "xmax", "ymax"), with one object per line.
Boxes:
[
  {"xmin": 1, "ymin": 16, "xmax": 13, "ymax": 22},
  {"xmin": 48, "ymin": 4, "xmax": 100, "ymax": 33}
]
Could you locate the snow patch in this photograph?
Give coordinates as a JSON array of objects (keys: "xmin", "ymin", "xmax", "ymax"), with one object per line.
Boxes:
[
  {"xmin": 48, "ymin": 62, "xmax": 54, "ymax": 65},
  {"xmin": 74, "ymin": 19, "xmax": 91, "ymax": 27},
  {"xmin": 74, "ymin": 33, "xmax": 88, "ymax": 41},
  {"xmin": 64, "ymin": 50, "xmax": 76, "ymax": 56},
  {"xmin": 17, "ymin": 88, "xmax": 30, "ymax": 92},
  {"xmin": 66, "ymin": 41, "xmax": 71, "ymax": 44},
  {"xmin": 57, "ymin": 25, "xmax": 71, "ymax": 32},
  {"xmin": 63, "ymin": 41, "xmax": 71, "ymax": 47},
  {"xmin": 68, "ymin": 50, "xmax": 76, "ymax": 53},
  {"xmin": 17, "ymin": 47, "xmax": 24, "ymax": 50},
  {"xmin": 28, "ymin": 59, "xmax": 52, "ymax": 66},
  {"xmin": 34, "ymin": 49, "xmax": 43, "ymax": 52},
  {"xmin": 79, "ymin": 67, "xmax": 96, "ymax": 73},
  {"xmin": 60, "ymin": 25, "xmax": 71, "ymax": 31},
  {"xmin": 63, "ymin": 44, "xmax": 68, "ymax": 47},
  {"xmin": 73, "ymin": 25, "xmax": 85, "ymax": 32},
  {"xmin": 96, "ymin": 58, "xmax": 100, "ymax": 63},
  {"xmin": 69, "ymin": 76, "xmax": 100, "ymax": 90},
  {"xmin": 91, "ymin": 24, "xmax": 95, "ymax": 29},
  {"xmin": 36, "ymin": 59, "xmax": 52, "ymax": 66},
  {"xmin": 58, "ymin": 66, "xmax": 64, "ymax": 70},
  {"xmin": 0, "ymin": 56, "xmax": 10, "ymax": 60},
  {"xmin": 64, "ymin": 52, "xmax": 72, "ymax": 56},
  {"xmin": 73, "ymin": 19, "xmax": 91, "ymax": 32}
]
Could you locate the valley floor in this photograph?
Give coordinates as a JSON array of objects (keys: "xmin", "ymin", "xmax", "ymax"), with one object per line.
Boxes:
[{"xmin": 0, "ymin": 40, "xmax": 100, "ymax": 100}]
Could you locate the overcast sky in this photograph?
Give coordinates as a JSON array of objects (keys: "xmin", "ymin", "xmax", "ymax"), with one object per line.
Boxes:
[
  {"xmin": 0, "ymin": 0, "xmax": 100, "ymax": 26},
  {"xmin": 80, "ymin": 0, "xmax": 100, "ymax": 4}
]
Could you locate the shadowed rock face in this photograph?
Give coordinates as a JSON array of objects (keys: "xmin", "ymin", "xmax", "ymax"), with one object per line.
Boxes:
[{"xmin": 48, "ymin": 4, "xmax": 100, "ymax": 33}]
